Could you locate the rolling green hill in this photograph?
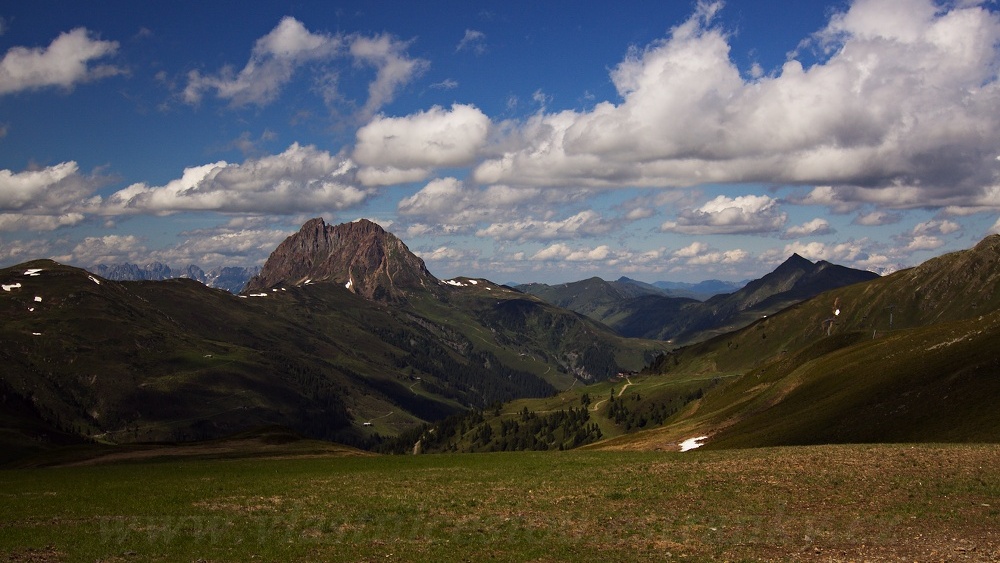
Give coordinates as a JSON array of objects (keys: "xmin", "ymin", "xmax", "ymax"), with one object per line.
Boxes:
[
  {"xmin": 594, "ymin": 234, "xmax": 1000, "ymax": 450},
  {"xmin": 404, "ymin": 235, "xmax": 1000, "ymax": 454}
]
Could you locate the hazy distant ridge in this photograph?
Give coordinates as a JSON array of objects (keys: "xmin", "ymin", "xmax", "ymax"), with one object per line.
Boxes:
[{"xmin": 89, "ymin": 262, "xmax": 260, "ymax": 293}]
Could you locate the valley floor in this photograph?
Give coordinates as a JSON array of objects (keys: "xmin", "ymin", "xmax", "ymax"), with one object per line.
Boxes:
[{"xmin": 2, "ymin": 443, "xmax": 998, "ymax": 561}]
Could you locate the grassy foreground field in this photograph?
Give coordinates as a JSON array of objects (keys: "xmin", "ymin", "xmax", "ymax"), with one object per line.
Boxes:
[{"xmin": 2, "ymin": 444, "xmax": 999, "ymax": 562}]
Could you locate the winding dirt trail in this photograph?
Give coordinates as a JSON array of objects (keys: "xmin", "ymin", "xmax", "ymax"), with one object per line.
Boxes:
[
  {"xmin": 590, "ymin": 376, "xmax": 634, "ymax": 412},
  {"xmin": 618, "ymin": 376, "xmax": 633, "ymax": 397},
  {"xmin": 366, "ymin": 411, "xmax": 394, "ymax": 424}
]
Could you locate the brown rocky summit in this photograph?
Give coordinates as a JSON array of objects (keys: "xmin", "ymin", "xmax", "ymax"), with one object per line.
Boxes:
[{"xmin": 244, "ymin": 218, "xmax": 439, "ymax": 301}]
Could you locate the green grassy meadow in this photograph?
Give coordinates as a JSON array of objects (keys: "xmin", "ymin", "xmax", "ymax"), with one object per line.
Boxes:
[{"xmin": 3, "ymin": 444, "xmax": 999, "ymax": 561}]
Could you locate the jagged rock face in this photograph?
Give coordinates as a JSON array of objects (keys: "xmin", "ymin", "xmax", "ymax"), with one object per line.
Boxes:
[{"xmin": 245, "ymin": 218, "xmax": 439, "ymax": 301}]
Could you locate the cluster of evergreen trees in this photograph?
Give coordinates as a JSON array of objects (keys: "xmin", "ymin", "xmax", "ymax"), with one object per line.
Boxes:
[
  {"xmin": 604, "ymin": 380, "xmax": 719, "ymax": 431},
  {"xmin": 375, "ymin": 378, "xmax": 727, "ymax": 454},
  {"xmin": 606, "ymin": 393, "xmax": 676, "ymax": 431},
  {"xmin": 481, "ymin": 405, "xmax": 602, "ymax": 451},
  {"xmin": 378, "ymin": 396, "xmax": 602, "ymax": 454}
]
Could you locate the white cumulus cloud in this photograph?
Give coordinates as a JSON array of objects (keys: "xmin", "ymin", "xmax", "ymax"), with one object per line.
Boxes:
[
  {"xmin": 397, "ymin": 177, "xmax": 599, "ymax": 239},
  {"xmin": 531, "ymin": 243, "xmax": 612, "ymax": 262},
  {"xmin": 768, "ymin": 239, "xmax": 873, "ymax": 265},
  {"xmin": 456, "ymin": 29, "xmax": 486, "ymax": 54},
  {"xmin": 466, "ymin": 0, "xmax": 1000, "ymax": 218},
  {"xmin": 660, "ymin": 194, "xmax": 786, "ymax": 235},
  {"xmin": 416, "ymin": 246, "xmax": 479, "ymax": 262},
  {"xmin": 184, "ymin": 17, "xmax": 340, "ymax": 107},
  {"xmin": 58, "ymin": 234, "xmax": 147, "ymax": 265},
  {"xmin": 350, "ymin": 33, "xmax": 430, "ymax": 120},
  {"xmin": 354, "ymin": 104, "xmax": 490, "ymax": 185},
  {"xmin": 477, "ymin": 210, "xmax": 615, "ymax": 242},
  {"xmin": 893, "ymin": 219, "xmax": 962, "ymax": 253},
  {"xmin": 0, "ymin": 162, "xmax": 104, "ymax": 232},
  {"xmin": 151, "ymin": 225, "xmax": 291, "ymax": 268},
  {"xmin": 0, "ymin": 237, "xmax": 53, "ymax": 264},
  {"xmin": 104, "ymin": 144, "xmax": 368, "ymax": 215},
  {"xmin": 0, "ymin": 27, "xmax": 122, "ymax": 94},
  {"xmin": 685, "ymin": 248, "xmax": 750, "ymax": 266},
  {"xmin": 783, "ymin": 218, "xmax": 835, "ymax": 239},
  {"xmin": 853, "ymin": 210, "xmax": 903, "ymax": 226}
]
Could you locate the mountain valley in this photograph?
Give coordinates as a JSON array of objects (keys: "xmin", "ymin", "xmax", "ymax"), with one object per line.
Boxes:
[
  {"xmin": 406, "ymin": 235, "xmax": 1000, "ymax": 454},
  {"xmin": 3, "ymin": 219, "xmax": 1000, "ymax": 463}
]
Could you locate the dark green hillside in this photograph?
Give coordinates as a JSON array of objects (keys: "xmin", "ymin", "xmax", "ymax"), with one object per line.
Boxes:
[
  {"xmin": 586, "ymin": 235, "xmax": 1000, "ymax": 450},
  {"xmin": 597, "ymin": 293, "xmax": 700, "ymax": 340},
  {"xmin": 0, "ymin": 259, "xmax": 666, "ymax": 459},
  {"xmin": 652, "ymin": 278, "xmax": 744, "ymax": 300},
  {"xmin": 645, "ymin": 235, "xmax": 1000, "ymax": 378},
  {"xmin": 406, "ymin": 278, "xmax": 668, "ymax": 386},
  {"xmin": 517, "ymin": 277, "xmax": 660, "ymax": 320},
  {"xmin": 705, "ymin": 312, "xmax": 1000, "ymax": 447},
  {"xmin": 439, "ymin": 234, "xmax": 1000, "ymax": 454},
  {"xmin": 1, "ymin": 260, "xmax": 362, "ymax": 450},
  {"xmin": 598, "ymin": 310, "xmax": 1000, "ymax": 451},
  {"xmin": 617, "ymin": 253, "xmax": 879, "ymax": 344},
  {"xmin": 520, "ymin": 254, "xmax": 878, "ymax": 345}
]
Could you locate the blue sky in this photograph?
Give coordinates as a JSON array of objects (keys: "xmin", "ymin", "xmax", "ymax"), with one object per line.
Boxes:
[{"xmin": 3, "ymin": 0, "xmax": 1000, "ymax": 284}]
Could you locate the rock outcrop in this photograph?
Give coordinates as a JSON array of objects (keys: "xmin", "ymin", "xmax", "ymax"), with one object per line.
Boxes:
[{"xmin": 244, "ymin": 218, "xmax": 439, "ymax": 301}]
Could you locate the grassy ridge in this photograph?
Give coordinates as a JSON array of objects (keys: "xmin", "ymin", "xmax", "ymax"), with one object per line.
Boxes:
[
  {"xmin": 572, "ymin": 238, "xmax": 1000, "ymax": 451},
  {"xmin": 586, "ymin": 301, "xmax": 1000, "ymax": 452},
  {"xmin": 2, "ymin": 445, "xmax": 998, "ymax": 561}
]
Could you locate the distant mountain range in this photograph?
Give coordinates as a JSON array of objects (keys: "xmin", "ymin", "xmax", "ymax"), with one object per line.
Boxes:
[
  {"xmin": 648, "ymin": 278, "xmax": 747, "ymax": 300},
  {"xmin": 519, "ymin": 256, "xmax": 879, "ymax": 345},
  {"xmin": 89, "ymin": 262, "xmax": 260, "ymax": 293},
  {"xmin": 518, "ymin": 277, "xmax": 744, "ymax": 303}
]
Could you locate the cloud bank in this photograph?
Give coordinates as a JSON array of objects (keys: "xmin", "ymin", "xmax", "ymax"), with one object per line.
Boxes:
[
  {"xmin": 105, "ymin": 143, "xmax": 367, "ymax": 215},
  {"xmin": 456, "ymin": 0, "xmax": 1000, "ymax": 213}
]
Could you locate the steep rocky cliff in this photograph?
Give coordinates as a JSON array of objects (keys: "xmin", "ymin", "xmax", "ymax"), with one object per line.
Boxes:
[{"xmin": 244, "ymin": 218, "xmax": 439, "ymax": 301}]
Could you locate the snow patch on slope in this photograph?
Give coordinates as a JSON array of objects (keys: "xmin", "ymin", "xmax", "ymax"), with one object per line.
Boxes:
[{"xmin": 679, "ymin": 436, "xmax": 708, "ymax": 452}]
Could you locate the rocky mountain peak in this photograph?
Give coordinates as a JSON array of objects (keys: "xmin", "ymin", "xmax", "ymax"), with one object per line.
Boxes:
[{"xmin": 244, "ymin": 218, "xmax": 439, "ymax": 301}]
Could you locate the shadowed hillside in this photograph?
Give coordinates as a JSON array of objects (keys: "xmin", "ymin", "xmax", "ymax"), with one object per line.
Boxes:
[
  {"xmin": 591, "ymin": 234, "xmax": 1000, "ymax": 450},
  {"xmin": 405, "ymin": 235, "xmax": 1000, "ymax": 454},
  {"xmin": 0, "ymin": 220, "xmax": 667, "ymax": 461},
  {"xmin": 521, "ymin": 254, "xmax": 879, "ymax": 345}
]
